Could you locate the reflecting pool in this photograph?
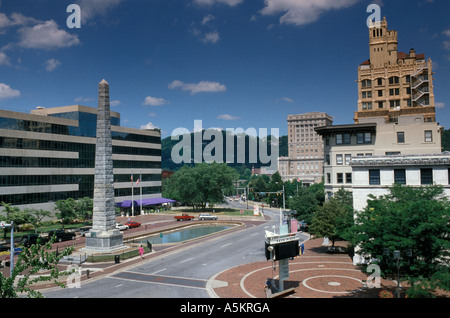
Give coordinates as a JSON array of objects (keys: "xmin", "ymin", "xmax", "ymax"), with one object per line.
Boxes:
[{"xmin": 140, "ymin": 225, "xmax": 232, "ymax": 245}]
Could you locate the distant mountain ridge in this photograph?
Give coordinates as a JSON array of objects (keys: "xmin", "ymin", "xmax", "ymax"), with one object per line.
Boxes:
[{"xmin": 161, "ymin": 130, "xmax": 288, "ymax": 171}]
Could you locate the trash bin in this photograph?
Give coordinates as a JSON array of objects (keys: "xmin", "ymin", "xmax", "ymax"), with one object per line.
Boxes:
[
  {"xmin": 147, "ymin": 240, "xmax": 152, "ymax": 253},
  {"xmin": 114, "ymin": 255, "xmax": 120, "ymax": 264}
]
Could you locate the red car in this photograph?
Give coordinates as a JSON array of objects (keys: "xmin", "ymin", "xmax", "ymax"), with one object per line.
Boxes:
[{"xmin": 124, "ymin": 221, "xmax": 141, "ymax": 229}]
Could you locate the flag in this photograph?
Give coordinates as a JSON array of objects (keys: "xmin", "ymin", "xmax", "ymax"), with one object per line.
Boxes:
[{"xmin": 136, "ymin": 178, "xmax": 140, "ymax": 186}]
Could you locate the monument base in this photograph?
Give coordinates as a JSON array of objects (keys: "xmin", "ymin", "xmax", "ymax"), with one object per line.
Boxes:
[{"xmin": 82, "ymin": 229, "xmax": 125, "ymax": 253}]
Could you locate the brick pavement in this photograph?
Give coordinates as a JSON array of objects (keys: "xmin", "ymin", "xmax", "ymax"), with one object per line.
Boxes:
[{"xmin": 209, "ymin": 238, "xmax": 398, "ymax": 298}]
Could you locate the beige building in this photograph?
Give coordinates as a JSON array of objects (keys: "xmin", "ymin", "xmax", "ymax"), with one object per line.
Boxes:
[
  {"xmin": 316, "ymin": 115, "xmax": 443, "ymax": 198},
  {"xmin": 355, "ymin": 17, "xmax": 436, "ymax": 124},
  {"xmin": 278, "ymin": 112, "xmax": 333, "ymax": 185}
]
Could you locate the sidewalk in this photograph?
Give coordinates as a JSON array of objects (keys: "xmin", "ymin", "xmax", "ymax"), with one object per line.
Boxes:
[{"xmin": 208, "ymin": 238, "xmax": 398, "ymax": 298}]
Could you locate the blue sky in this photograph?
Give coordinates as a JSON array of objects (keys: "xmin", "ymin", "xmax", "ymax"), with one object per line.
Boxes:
[{"xmin": 1, "ymin": 0, "xmax": 449, "ymax": 138}]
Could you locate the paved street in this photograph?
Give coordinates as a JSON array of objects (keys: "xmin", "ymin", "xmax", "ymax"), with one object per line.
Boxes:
[{"xmin": 43, "ymin": 201, "xmax": 296, "ymax": 298}]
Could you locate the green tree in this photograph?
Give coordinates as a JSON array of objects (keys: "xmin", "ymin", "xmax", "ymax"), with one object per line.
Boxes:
[
  {"xmin": 54, "ymin": 198, "xmax": 77, "ymax": 224},
  {"xmin": 350, "ymin": 184, "xmax": 450, "ymax": 297},
  {"xmin": 0, "ymin": 237, "xmax": 74, "ymax": 298},
  {"xmin": 288, "ymin": 187, "xmax": 320, "ymax": 224},
  {"xmin": 1, "ymin": 202, "xmax": 30, "ymax": 238},
  {"xmin": 23, "ymin": 208, "xmax": 51, "ymax": 233},
  {"xmin": 163, "ymin": 163, "xmax": 238, "ymax": 210},
  {"xmin": 310, "ymin": 188, "xmax": 354, "ymax": 247},
  {"xmin": 75, "ymin": 197, "xmax": 93, "ymax": 221}
]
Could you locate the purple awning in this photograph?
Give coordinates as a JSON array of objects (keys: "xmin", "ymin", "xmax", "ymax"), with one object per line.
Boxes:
[{"xmin": 117, "ymin": 198, "xmax": 176, "ymax": 208}]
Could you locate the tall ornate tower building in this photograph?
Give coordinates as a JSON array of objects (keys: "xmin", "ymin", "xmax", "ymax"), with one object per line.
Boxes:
[{"xmin": 355, "ymin": 17, "xmax": 436, "ymax": 124}]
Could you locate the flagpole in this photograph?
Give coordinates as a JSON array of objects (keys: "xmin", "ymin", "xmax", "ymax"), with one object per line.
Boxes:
[
  {"xmin": 131, "ymin": 170, "xmax": 134, "ymax": 217},
  {"xmin": 140, "ymin": 169, "xmax": 142, "ymax": 215}
]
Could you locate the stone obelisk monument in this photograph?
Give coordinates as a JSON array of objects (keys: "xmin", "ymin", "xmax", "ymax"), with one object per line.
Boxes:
[{"xmin": 84, "ymin": 79, "xmax": 123, "ymax": 252}]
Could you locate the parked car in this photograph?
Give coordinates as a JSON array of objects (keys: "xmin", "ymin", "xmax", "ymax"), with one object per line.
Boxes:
[
  {"xmin": 115, "ymin": 223, "xmax": 129, "ymax": 231},
  {"xmin": 47, "ymin": 230, "xmax": 76, "ymax": 242},
  {"xmin": 78, "ymin": 226, "xmax": 92, "ymax": 237},
  {"xmin": 0, "ymin": 244, "xmax": 9, "ymax": 252},
  {"xmin": 20, "ymin": 234, "xmax": 49, "ymax": 246},
  {"xmin": 198, "ymin": 213, "xmax": 218, "ymax": 221},
  {"xmin": 124, "ymin": 221, "xmax": 141, "ymax": 229},
  {"xmin": 174, "ymin": 214, "xmax": 194, "ymax": 221},
  {"xmin": 298, "ymin": 221, "xmax": 308, "ymax": 232}
]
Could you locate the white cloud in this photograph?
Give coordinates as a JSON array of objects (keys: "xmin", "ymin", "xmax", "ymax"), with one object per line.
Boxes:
[
  {"xmin": 0, "ymin": 12, "xmax": 41, "ymax": 28},
  {"xmin": 74, "ymin": 96, "xmax": 95, "ymax": 103},
  {"xmin": 75, "ymin": 0, "xmax": 124, "ymax": 22},
  {"xmin": 280, "ymin": 97, "xmax": 294, "ymax": 103},
  {"xmin": 193, "ymin": 0, "xmax": 243, "ymax": 7},
  {"xmin": 436, "ymin": 102, "xmax": 445, "ymax": 109},
  {"xmin": 43, "ymin": 58, "xmax": 61, "ymax": 72},
  {"xmin": 444, "ymin": 40, "xmax": 450, "ymax": 51},
  {"xmin": 169, "ymin": 80, "xmax": 226, "ymax": 95},
  {"xmin": 202, "ymin": 14, "xmax": 215, "ymax": 25},
  {"xmin": 0, "ymin": 83, "xmax": 20, "ymax": 99},
  {"xmin": 202, "ymin": 31, "xmax": 220, "ymax": 43},
  {"xmin": 140, "ymin": 122, "xmax": 159, "ymax": 130},
  {"xmin": 218, "ymin": 114, "xmax": 241, "ymax": 120},
  {"xmin": 0, "ymin": 51, "xmax": 10, "ymax": 66},
  {"xmin": 444, "ymin": 30, "xmax": 450, "ymax": 36},
  {"xmin": 18, "ymin": 20, "xmax": 80, "ymax": 50},
  {"xmin": 143, "ymin": 96, "xmax": 169, "ymax": 106},
  {"xmin": 110, "ymin": 100, "xmax": 121, "ymax": 107},
  {"xmin": 260, "ymin": 0, "xmax": 360, "ymax": 26}
]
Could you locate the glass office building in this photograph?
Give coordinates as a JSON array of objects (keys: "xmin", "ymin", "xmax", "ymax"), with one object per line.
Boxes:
[{"xmin": 0, "ymin": 105, "xmax": 161, "ymax": 211}]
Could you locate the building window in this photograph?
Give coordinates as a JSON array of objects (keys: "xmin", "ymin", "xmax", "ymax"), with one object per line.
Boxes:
[
  {"xmin": 390, "ymin": 100, "xmax": 400, "ymax": 108},
  {"xmin": 389, "ymin": 76, "xmax": 399, "ymax": 85},
  {"xmin": 369, "ymin": 169, "xmax": 381, "ymax": 185},
  {"xmin": 337, "ymin": 173, "xmax": 343, "ymax": 184},
  {"xmin": 362, "ymin": 79, "xmax": 372, "ymax": 88},
  {"xmin": 421, "ymin": 168, "xmax": 433, "ymax": 185},
  {"xmin": 377, "ymin": 78, "xmax": 383, "ymax": 86},
  {"xmin": 326, "ymin": 155, "xmax": 330, "ymax": 165},
  {"xmin": 397, "ymin": 132, "xmax": 405, "ymax": 143},
  {"xmin": 346, "ymin": 173, "xmax": 352, "ymax": 184},
  {"xmin": 425, "ymin": 130, "xmax": 433, "ymax": 142},
  {"xmin": 345, "ymin": 154, "xmax": 351, "ymax": 165},
  {"xmin": 362, "ymin": 102, "xmax": 373, "ymax": 110},
  {"xmin": 343, "ymin": 134, "xmax": 351, "ymax": 144},
  {"xmin": 357, "ymin": 132, "xmax": 372, "ymax": 144},
  {"xmin": 394, "ymin": 169, "xmax": 406, "ymax": 185},
  {"xmin": 336, "ymin": 154, "xmax": 343, "ymax": 165},
  {"xmin": 327, "ymin": 173, "xmax": 331, "ymax": 184},
  {"xmin": 336, "ymin": 134, "xmax": 343, "ymax": 144}
]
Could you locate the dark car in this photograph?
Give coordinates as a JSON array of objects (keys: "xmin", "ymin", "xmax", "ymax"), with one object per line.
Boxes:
[
  {"xmin": 0, "ymin": 244, "xmax": 9, "ymax": 252},
  {"xmin": 20, "ymin": 234, "xmax": 48, "ymax": 246},
  {"xmin": 298, "ymin": 221, "xmax": 309, "ymax": 232},
  {"xmin": 47, "ymin": 230, "xmax": 76, "ymax": 242}
]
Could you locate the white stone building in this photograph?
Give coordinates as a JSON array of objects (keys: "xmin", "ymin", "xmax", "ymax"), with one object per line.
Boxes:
[{"xmin": 351, "ymin": 153, "xmax": 450, "ymax": 211}]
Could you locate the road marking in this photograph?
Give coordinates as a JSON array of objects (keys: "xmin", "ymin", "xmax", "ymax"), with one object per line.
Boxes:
[
  {"xmin": 251, "ymin": 233, "xmax": 259, "ymax": 237},
  {"xmin": 180, "ymin": 257, "xmax": 193, "ymax": 264},
  {"xmin": 221, "ymin": 243, "xmax": 232, "ymax": 248},
  {"xmin": 152, "ymin": 268, "xmax": 167, "ymax": 275},
  {"xmin": 115, "ymin": 284, "xmax": 124, "ymax": 288},
  {"xmin": 113, "ymin": 271, "xmax": 207, "ymax": 290}
]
